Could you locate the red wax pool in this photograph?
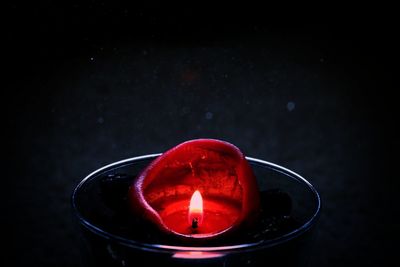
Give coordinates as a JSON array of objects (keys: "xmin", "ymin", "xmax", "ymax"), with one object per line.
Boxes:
[{"xmin": 159, "ymin": 194, "xmax": 241, "ymax": 237}]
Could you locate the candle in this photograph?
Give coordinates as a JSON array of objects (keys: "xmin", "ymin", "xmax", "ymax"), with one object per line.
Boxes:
[
  {"xmin": 129, "ymin": 139, "xmax": 260, "ymax": 239},
  {"xmin": 72, "ymin": 150, "xmax": 321, "ymax": 266}
]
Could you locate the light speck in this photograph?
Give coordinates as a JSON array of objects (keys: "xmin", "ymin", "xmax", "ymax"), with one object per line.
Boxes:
[
  {"xmin": 320, "ymin": 58, "xmax": 325, "ymax": 63},
  {"xmin": 97, "ymin": 117, "xmax": 104, "ymax": 124},
  {"xmin": 181, "ymin": 107, "xmax": 190, "ymax": 115},
  {"xmin": 90, "ymin": 57, "xmax": 94, "ymax": 61},
  {"xmin": 287, "ymin": 101, "xmax": 296, "ymax": 111},
  {"xmin": 205, "ymin": 112, "xmax": 213, "ymax": 120}
]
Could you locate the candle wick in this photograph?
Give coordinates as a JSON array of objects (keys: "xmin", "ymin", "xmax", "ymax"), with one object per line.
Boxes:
[{"xmin": 192, "ymin": 218, "xmax": 199, "ymax": 229}]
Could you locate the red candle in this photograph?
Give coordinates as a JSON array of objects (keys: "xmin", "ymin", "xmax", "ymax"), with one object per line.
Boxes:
[{"xmin": 129, "ymin": 139, "xmax": 260, "ymax": 239}]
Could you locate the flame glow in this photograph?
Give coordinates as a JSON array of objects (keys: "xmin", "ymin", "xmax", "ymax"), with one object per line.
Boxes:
[
  {"xmin": 188, "ymin": 190, "xmax": 203, "ymax": 227},
  {"xmin": 172, "ymin": 251, "xmax": 224, "ymax": 259}
]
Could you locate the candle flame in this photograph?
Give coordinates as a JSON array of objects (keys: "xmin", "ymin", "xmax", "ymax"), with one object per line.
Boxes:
[{"xmin": 189, "ymin": 190, "xmax": 203, "ymax": 227}]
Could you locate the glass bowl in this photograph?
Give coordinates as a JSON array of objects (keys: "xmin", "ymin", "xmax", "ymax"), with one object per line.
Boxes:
[{"xmin": 72, "ymin": 154, "xmax": 321, "ymax": 266}]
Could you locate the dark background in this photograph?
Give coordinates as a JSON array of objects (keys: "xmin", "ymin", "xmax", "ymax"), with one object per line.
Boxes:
[{"xmin": 4, "ymin": 2, "xmax": 398, "ymax": 266}]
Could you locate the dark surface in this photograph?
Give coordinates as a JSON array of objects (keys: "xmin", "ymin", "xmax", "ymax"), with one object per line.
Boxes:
[{"xmin": 4, "ymin": 3, "xmax": 398, "ymax": 266}]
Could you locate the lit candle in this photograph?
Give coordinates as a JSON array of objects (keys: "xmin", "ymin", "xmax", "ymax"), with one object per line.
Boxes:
[
  {"xmin": 129, "ymin": 139, "xmax": 260, "ymax": 239},
  {"xmin": 72, "ymin": 139, "xmax": 321, "ymax": 266}
]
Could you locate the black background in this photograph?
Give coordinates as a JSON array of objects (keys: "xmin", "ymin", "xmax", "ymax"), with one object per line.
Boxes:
[{"xmin": 4, "ymin": 2, "xmax": 398, "ymax": 266}]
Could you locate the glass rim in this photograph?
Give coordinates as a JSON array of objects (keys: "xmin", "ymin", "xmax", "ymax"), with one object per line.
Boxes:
[{"xmin": 71, "ymin": 154, "xmax": 321, "ymax": 254}]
